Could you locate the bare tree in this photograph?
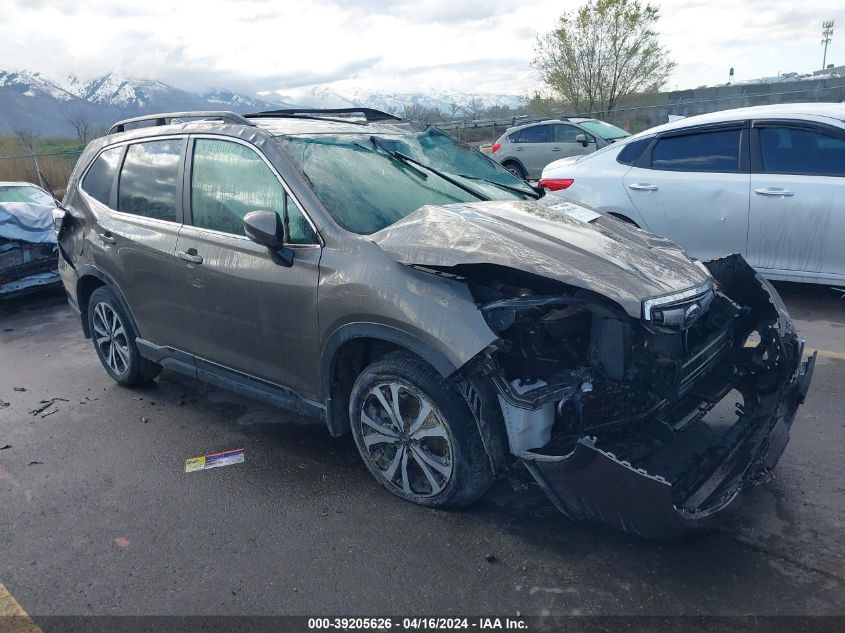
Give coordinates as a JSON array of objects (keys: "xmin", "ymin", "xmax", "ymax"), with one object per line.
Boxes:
[
  {"xmin": 400, "ymin": 103, "xmax": 443, "ymax": 124},
  {"xmin": 464, "ymin": 97, "xmax": 485, "ymax": 120},
  {"xmin": 14, "ymin": 128, "xmax": 40, "ymax": 153},
  {"xmin": 69, "ymin": 115, "xmax": 92, "ymax": 145},
  {"xmin": 13, "ymin": 129, "xmax": 45, "ymax": 189},
  {"xmin": 448, "ymin": 102, "xmax": 462, "ymax": 122},
  {"xmin": 533, "ymin": 0, "xmax": 675, "ymax": 117}
]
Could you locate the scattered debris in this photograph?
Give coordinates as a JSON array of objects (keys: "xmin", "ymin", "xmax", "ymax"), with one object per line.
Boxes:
[
  {"xmin": 29, "ymin": 398, "xmax": 68, "ymax": 416},
  {"xmin": 139, "ymin": 417, "xmax": 148, "ymax": 424},
  {"xmin": 13, "ymin": 387, "xmax": 26, "ymax": 392},
  {"xmin": 114, "ymin": 537, "xmax": 130, "ymax": 549},
  {"xmin": 484, "ymin": 553, "xmax": 497, "ymax": 563},
  {"xmin": 0, "ymin": 445, "xmax": 11, "ymax": 450},
  {"xmin": 0, "ymin": 399, "xmax": 8, "ymax": 409},
  {"xmin": 28, "ymin": 461, "xmax": 43, "ymax": 465},
  {"xmin": 185, "ymin": 448, "xmax": 245, "ymax": 473},
  {"xmin": 41, "ymin": 409, "xmax": 58, "ymax": 418}
]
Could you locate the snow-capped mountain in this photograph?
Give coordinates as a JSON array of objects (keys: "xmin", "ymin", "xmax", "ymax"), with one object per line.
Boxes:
[
  {"xmin": 202, "ymin": 88, "xmax": 282, "ymax": 112},
  {"xmin": 0, "ymin": 67, "xmax": 523, "ymax": 137},
  {"xmin": 274, "ymin": 85, "xmax": 524, "ymax": 115},
  {"xmin": 0, "ymin": 70, "xmax": 76, "ymax": 102}
]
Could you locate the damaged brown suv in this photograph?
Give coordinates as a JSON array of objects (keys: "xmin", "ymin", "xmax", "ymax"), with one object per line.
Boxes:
[{"xmin": 56, "ymin": 109, "xmax": 815, "ymax": 539}]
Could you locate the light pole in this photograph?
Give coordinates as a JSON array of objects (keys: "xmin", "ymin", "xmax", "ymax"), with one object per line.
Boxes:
[{"xmin": 822, "ymin": 20, "xmax": 834, "ymax": 70}]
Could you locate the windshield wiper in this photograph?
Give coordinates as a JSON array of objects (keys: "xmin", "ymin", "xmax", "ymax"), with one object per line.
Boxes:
[
  {"xmin": 354, "ymin": 142, "xmax": 429, "ymax": 180},
  {"xmin": 457, "ymin": 174, "xmax": 542, "ymax": 199},
  {"xmin": 369, "ymin": 136, "xmax": 489, "ymax": 201}
]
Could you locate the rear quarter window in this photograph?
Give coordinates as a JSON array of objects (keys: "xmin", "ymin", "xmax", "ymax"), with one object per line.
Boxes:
[
  {"xmin": 616, "ymin": 137, "xmax": 652, "ymax": 166},
  {"xmin": 81, "ymin": 146, "xmax": 123, "ymax": 206}
]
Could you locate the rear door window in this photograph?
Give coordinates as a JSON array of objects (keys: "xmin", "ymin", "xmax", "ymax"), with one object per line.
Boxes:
[
  {"xmin": 81, "ymin": 147, "xmax": 123, "ymax": 206},
  {"xmin": 758, "ymin": 126, "xmax": 845, "ymax": 176},
  {"xmin": 520, "ymin": 125, "xmax": 551, "ymax": 143},
  {"xmin": 651, "ymin": 129, "xmax": 741, "ymax": 172},
  {"xmin": 117, "ymin": 139, "xmax": 183, "ymax": 222}
]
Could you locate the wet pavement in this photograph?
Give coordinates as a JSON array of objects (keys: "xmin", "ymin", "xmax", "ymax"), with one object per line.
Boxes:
[{"xmin": 1, "ymin": 283, "xmax": 844, "ymax": 618}]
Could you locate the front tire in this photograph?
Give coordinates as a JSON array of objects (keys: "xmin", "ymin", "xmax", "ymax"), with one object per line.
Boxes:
[
  {"xmin": 349, "ymin": 351, "xmax": 493, "ymax": 508},
  {"xmin": 87, "ymin": 286, "xmax": 161, "ymax": 386},
  {"xmin": 502, "ymin": 161, "xmax": 526, "ymax": 180}
]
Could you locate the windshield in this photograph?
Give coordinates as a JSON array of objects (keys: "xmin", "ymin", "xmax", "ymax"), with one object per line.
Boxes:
[
  {"xmin": 277, "ymin": 127, "xmax": 536, "ymax": 234},
  {"xmin": 0, "ymin": 185, "xmax": 54, "ymax": 205},
  {"xmin": 580, "ymin": 120, "xmax": 630, "ymax": 141}
]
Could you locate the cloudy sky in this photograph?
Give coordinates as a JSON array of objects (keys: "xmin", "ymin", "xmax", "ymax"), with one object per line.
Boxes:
[{"xmin": 1, "ymin": 0, "xmax": 840, "ymax": 96}]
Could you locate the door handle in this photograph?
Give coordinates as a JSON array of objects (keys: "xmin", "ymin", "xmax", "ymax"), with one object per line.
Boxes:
[
  {"xmin": 627, "ymin": 183, "xmax": 659, "ymax": 192},
  {"xmin": 177, "ymin": 250, "xmax": 203, "ymax": 264},
  {"xmin": 755, "ymin": 188, "xmax": 794, "ymax": 197},
  {"xmin": 551, "ymin": 147, "xmax": 562, "ymax": 152},
  {"xmin": 98, "ymin": 231, "xmax": 116, "ymax": 244},
  {"xmin": 515, "ymin": 147, "xmax": 524, "ymax": 152}
]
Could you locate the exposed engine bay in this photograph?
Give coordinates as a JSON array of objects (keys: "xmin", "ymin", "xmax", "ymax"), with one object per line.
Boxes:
[{"xmin": 433, "ymin": 254, "xmax": 815, "ymax": 539}]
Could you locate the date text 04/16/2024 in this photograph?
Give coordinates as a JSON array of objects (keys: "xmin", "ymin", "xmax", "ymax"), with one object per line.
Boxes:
[{"xmin": 307, "ymin": 618, "xmax": 528, "ymax": 630}]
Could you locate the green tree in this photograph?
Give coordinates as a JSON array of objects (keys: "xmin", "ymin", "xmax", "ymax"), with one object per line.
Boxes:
[{"xmin": 533, "ymin": 0, "xmax": 675, "ymax": 116}]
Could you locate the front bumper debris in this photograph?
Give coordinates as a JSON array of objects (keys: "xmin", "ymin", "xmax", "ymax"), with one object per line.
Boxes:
[
  {"xmin": 507, "ymin": 255, "xmax": 816, "ymax": 539},
  {"xmin": 521, "ymin": 349, "xmax": 814, "ymax": 539}
]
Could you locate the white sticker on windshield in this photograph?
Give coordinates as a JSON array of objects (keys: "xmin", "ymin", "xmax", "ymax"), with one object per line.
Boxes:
[{"xmin": 547, "ymin": 201, "xmax": 601, "ymax": 223}]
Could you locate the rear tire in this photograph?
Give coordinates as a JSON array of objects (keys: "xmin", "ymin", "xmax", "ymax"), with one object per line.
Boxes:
[
  {"xmin": 502, "ymin": 161, "xmax": 526, "ymax": 180},
  {"xmin": 349, "ymin": 351, "xmax": 494, "ymax": 509},
  {"xmin": 87, "ymin": 286, "xmax": 161, "ymax": 386}
]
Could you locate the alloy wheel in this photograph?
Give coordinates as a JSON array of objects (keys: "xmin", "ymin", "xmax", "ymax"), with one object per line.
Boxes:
[
  {"xmin": 92, "ymin": 301, "xmax": 130, "ymax": 375},
  {"xmin": 358, "ymin": 381, "xmax": 454, "ymax": 498}
]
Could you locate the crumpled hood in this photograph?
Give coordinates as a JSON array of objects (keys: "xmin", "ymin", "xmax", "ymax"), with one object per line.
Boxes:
[
  {"xmin": 370, "ymin": 196, "xmax": 710, "ymax": 318},
  {"xmin": 0, "ymin": 201, "xmax": 57, "ymax": 245}
]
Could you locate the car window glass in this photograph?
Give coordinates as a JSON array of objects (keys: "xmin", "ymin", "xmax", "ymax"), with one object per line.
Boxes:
[
  {"xmin": 617, "ymin": 137, "xmax": 652, "ymax": 166},
  {"xmin": 508, "ymin": 130, "xmax": 522, "ymax": 143},
  {"xmin": 191, "ymin": 138, "xmax": 316, "ymax": 243},
  {"xmin": 520, "ymin": 125, "xmax": 551, "ymax": 143},
  {"xmin": 553, "ymin": 125, "xmax": 580, "ymax": 143},
  {"xmin": 280, "ymin": 135, "xmax": 518, "ymax": 234},
  {"xmin": 0, "ymin": 185, "xmax": 53, "ymax": 205},
  {"xmin": 579, "ymin": 120, "xmax": 630, "ymax": 140},
  {"xmin": 81, "ymin": 147, "xmax": 123, "ymax": 206},
  {"xmin": 118, "ymin": 140, "xmax": 182, "ymax": 221},
  {"xmin": 651, "ymin": 129, "xmax": 741, "ymax": 172},
  {"xmin": 759, "ymin": 127, "xmax": 845, "ymax": 176}
]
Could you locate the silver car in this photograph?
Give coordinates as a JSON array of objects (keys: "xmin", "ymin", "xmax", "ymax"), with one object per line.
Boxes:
[
  {"xmin": 541, "ymin": 103, "xmax": 845, "ymax": 285},
  {"xmin": 492, "ymin": 118, "xmax": 630, "ymax": 179}
]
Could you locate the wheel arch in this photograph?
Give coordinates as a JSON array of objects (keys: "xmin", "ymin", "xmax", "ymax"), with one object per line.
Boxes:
[
  {"xmin": 75, "ymin": 266, "xmax": 139, "ymax": 340},
  {"xmin": 321, "ymin": 323, "xmax": 460, "ymax": 437}
]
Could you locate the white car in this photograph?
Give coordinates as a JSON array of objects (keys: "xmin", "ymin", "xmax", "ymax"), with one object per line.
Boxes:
[{"xmin": 540, "ymin": 103, "xmax": 845, "ymax": 285}]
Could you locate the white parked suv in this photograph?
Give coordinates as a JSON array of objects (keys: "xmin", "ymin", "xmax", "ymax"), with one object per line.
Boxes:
[{"xmin": 540, "ymin": 103, "xmax": 845, "ymax": 285}]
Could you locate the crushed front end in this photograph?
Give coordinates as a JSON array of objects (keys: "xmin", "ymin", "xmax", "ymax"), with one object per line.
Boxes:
[{"xmin": 464, "ymin": 254, "xmax": 815, "ymax": 539}]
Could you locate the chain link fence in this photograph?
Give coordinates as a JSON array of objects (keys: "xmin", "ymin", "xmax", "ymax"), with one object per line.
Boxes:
[
  {"xmin": 440, "ymin": 82, "xmax": 845, "ymax": 146},
  {"xmin": 0, "ymin": 149, "xmax": 83, "ymax": 197}
]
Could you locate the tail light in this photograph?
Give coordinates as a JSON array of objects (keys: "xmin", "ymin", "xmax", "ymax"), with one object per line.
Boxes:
[
  {"xmin": 491, "ymin": 143, "xmax": 501, "ymax": 153},
  {"xmin": 538, "ymin": 178, "xmax": 574, "ymax": 191}
]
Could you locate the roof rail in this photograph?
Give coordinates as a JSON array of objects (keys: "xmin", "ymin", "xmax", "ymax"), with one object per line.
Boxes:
[
  {"xmin": 245, "ymin": 107, "xmax": 401, "ymax": 122},
  {"xmin": 108, "ymin": 111, "xmax": 255, "ymax": 135}
]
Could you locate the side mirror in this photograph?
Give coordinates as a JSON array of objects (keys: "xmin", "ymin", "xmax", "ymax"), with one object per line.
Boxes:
[
  {"xmin": 575, "ymin": 133, "xmax": 590, "ymax": 147},
  {"xmin": 243, "ymin": 211, "xmax": 294, "ymax": 267}
]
